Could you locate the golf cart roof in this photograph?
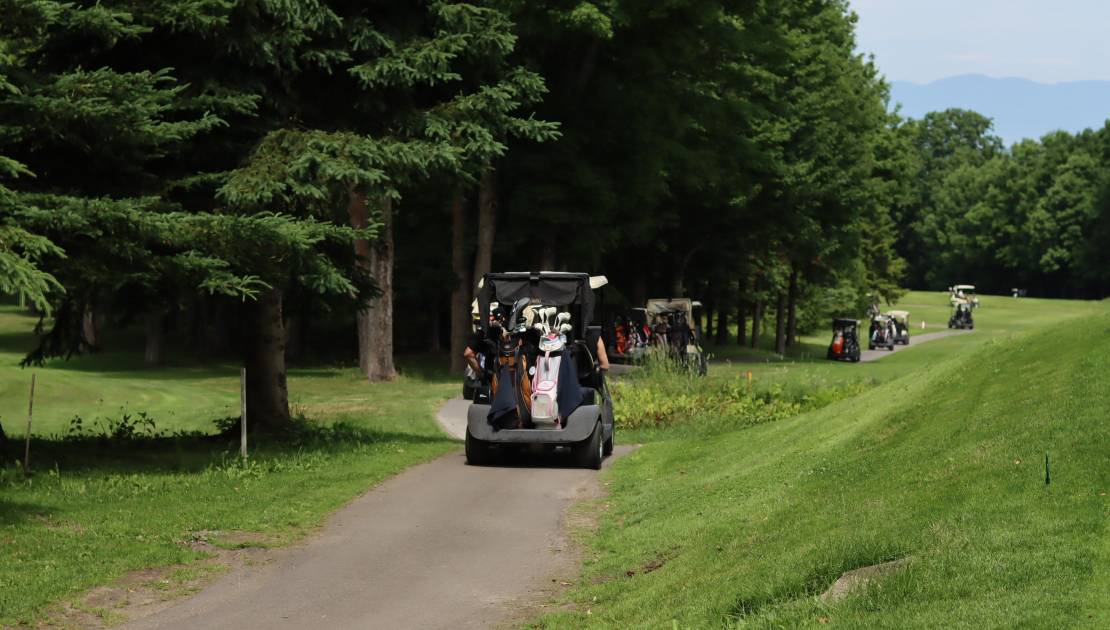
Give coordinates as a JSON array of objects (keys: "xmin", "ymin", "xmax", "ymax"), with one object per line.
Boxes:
[
  {"xmin": 887, "ymin": 310, "xmax": 909, "ymax": 319},
  {"xmin": 832, "ymin": 318, "xmax": 860, "ymax": 326},
  {"xmin": 477, "ymin": 272, "xmax": 601, "ymax": 328},
  {"xmin": 953, "ymin": 284, "xmax": 976, "ymax": 292},
  {"xmin": 645, "ymin": 298, "xmax": 696, "ymax": 315}
]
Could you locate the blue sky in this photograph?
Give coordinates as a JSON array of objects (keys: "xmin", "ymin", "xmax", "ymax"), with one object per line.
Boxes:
[{"xmin": 851, "ymin": 0, "xmax": 1110, "ymax": 84}]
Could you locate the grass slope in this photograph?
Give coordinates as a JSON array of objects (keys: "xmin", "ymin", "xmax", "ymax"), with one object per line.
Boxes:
[
  {"xmin": 538, "ymin": 306, "xmax": 1110, "ymax": 628},
  {"xmin": 705, "ymin": 291, "xmax": 1106, "ymax": 394}
]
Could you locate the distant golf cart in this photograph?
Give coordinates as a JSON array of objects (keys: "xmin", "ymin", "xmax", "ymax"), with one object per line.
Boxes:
[
  {"xmin": 948, "ymin": 300, "xmax": 974, "ymax": 330},
  {"xmin": 826, "ymin": 318, "xmax": 862, "ymax": 362},
  {"xmin": 465, "ymin": 272, "xmax": 615, "ymax": 469},
  {"xmin": 645, "ymin": 298, "xmax": 708, "ymax": 376},
  {"xmin": 869, "ymin": 314, "xmax": 896, "ymax": 351},
  {"xmin": 886, "ymin": 310, "xmax": 911, "ymax": 345},
  {"xmin": 610, "ymin": 307, "xmax": 652, "ymax": 363},
  {"xmin": 949, "ymin": 284, "xmax": 980, "ymax": 308}
]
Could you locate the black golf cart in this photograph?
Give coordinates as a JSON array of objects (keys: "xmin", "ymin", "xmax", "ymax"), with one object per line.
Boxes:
[
  {"xmin": 465, "ymin": 272, "xmax": 615, "ymax": 469},
  {"xmin": 887, "ymin": 310, "xmax": 911, "ymax": 345},
  {"xmin": 645, "ymin": 298, "xmax": 708, "ymax": 376},
  {"xmin": 948, "ymin": 300, "xmax": 974, "ymax": 330},
  {"xmin": 868, "ymin": 314, "xmax": 896, "ymax": 351},
  {"xmin": 827, "ymin": 318, "xmax": 862, "ymax": 362}
]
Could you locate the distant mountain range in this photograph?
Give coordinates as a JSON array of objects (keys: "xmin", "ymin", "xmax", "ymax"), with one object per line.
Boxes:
[{"xmin": 889, "ymin": 75, "xmax": 1110, "ymax": 145}]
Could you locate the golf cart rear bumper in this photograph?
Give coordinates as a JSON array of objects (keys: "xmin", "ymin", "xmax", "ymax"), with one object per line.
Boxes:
[{"xmin": 467, "ymin": 404, "xmax": 600, "ymax": 443}]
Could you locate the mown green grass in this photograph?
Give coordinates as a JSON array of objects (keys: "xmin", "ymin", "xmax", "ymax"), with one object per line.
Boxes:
[
  {"xmin": 536, "ymin": 298, "xmax": 1109, "ymax": 628},
  {"xmin": 0, "ymin": 306, "xmax": 459, "ymax": 626},
  {"xmin": 704, "ymin": 291, "xmax": 1105, "ymax": 394}
]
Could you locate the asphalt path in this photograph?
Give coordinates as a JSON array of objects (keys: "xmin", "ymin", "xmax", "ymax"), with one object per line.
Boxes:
[
  {"xmin": 858, "ymin": 329, "xmax": 970, "ymax": 362},
  {"xmin": 123, "ymin": 404, "xmax": 631, "ymax": 630}
]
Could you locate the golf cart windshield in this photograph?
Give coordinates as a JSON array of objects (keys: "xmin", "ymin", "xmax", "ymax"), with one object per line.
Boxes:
[{"xmin": 477, "ymin": 272, "xmax": 601, "ymax": 339}]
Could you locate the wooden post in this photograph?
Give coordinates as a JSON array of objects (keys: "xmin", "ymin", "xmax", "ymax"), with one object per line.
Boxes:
[
  {"xmin": 23, "ymin": 373, "xmax": 36, "ymax": 474},
  {"xmin": 746, "ymin": 370, "xmax": 753, "ymax": 393},
  {"xmin": 240, "ymin": 367, "xmax": 248, "ymax": 461}
]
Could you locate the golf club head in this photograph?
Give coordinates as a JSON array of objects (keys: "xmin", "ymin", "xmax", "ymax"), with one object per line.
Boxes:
[{"xmin": 556, "ymin": 312, "xmax": 571, "ymax": 325}]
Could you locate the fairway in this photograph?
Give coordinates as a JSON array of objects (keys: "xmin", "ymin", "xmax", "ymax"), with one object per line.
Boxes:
[
  {"xmin": 705, "ymin": 291, "xmax": 1107, "ymax": 394},
  {"xmin": 533, "ymin": 296, "xmax": 1110, "ymax": 628}
]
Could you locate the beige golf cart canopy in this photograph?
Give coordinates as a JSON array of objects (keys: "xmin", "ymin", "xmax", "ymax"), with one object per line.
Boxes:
[{"xmin": 886, "ymin": 310, "xmax": 910, "ymax": 321}]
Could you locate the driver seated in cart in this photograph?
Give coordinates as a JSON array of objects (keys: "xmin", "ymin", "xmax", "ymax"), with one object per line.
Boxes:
[{"xmin": 463, "ymin": 303, "xmax": 503, "ymax": 381}]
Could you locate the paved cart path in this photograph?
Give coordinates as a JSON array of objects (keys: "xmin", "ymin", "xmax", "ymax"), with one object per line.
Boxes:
[
  {"xmin": 124, "ymin": 405, "xmax": 632, "ymax": 630},
  {"xmin": 858, "ymin": 329, "xmax": 971, "ymax": 362}
]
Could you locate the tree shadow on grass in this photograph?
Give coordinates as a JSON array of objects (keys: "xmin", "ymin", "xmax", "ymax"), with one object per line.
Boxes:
[
  {"xmin": 0, "ymin": 498, "xmax": 55, "ymax": 525},
  {"xmin": 4, "ymin": 425, "xmax": 456, "ymax": 476}
]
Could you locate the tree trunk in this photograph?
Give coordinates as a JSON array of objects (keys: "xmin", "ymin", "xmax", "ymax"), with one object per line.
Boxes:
[
  {"xmin": 245, "ymin": 287, "xmax": 291, "ymax": 429},
  {"xmin": 715, "ymin": 305, "xmax": 729, "ymax": 346},
  {"xmin": 449, "ymin": 191, "xmax": 472, "ymax": 374},
  {"xmin": 750, "ymin": 299, "xmax": 762, "ymax": 349},
  {"xmin": 364, "ymin": 197, "xmax": 396, "ymax": 381},
  {"xmin": 774, "ymin": 291, "xmax": 787, "ymax": 355},
  {"xmin": 348, "ymin": 189, "xmax": 373, "ymax": 376},
  {"xmin": 737, "ymin": 298, "xmax": 747, "ymax": 347},
  {"xmin": 349, "ymin": 190, "xmax": 396, "ymax": 381},
  {"xmin": 428, "ymin": 299, "xmax": 442, "ymax": 354},
  {"xmin": 785, "ymin": 266, "xmax": 799, "ymax": 347},
  {"xmin": 539, "ymin": 242, "xmax": 556, "ymax": 270},
  {"xmin": 704, "ymin": 299, "xmax": 715, "ymax": 340},
  {"xmin": 144, "ymin": 310, "xmax": 164, "ymax": 366},
  {"xmin": 633, "ymin": 270, "xmax": 647, "ymax": 306},
  {"xmin": 472, "ymin": 169, "xmax": 497, "ymax": 285},
  {"xmin": 81, "ymin": 303, "xmax": 98, "ymax": 348}
]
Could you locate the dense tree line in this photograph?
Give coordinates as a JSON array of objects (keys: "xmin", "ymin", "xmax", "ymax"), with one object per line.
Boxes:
[
  {"xmin": 1, "ymin": 1, "xmax": 1102, "ymax": 429},
  {"xmin": 891, "ymin": 108, "xmax": 1110, "ymax": 298}
]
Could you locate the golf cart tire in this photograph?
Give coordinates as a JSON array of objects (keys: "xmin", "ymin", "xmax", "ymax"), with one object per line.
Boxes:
[
  {"xmin": 576, "ymin": 422, "xmax": 604, "ymax": 470},
  {"xmin": 851, "ymin": 351, "xmax": 860, "ymax": 362},
  {"xmin": 603, "ymin": 430, "xmax": 614, "ymax": 456},
  {"xmin": 465, "ymin": 430, "xmax": 494, "ymax": 466}
]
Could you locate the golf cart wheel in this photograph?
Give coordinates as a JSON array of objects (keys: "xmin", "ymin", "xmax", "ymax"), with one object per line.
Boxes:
[
  {"xmin": 576, "ymin": 422, "xmax": 604, "ymax": 470},
  {"xmin": 465, "ymin": 430, "xmax": 493, "ymax": 466},
  {"xmin": 603, "ymin": 429, "xmax": 614, "ymax": 456},
  {"xmin": 851, "ymin": 351, "xmax": 860, "ymax": 363}
]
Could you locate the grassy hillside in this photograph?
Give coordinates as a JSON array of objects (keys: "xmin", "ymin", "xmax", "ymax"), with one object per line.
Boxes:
[
  {"xmin": 706, "ymin": 291, "xmax": 1106, "ymax": 393},
  {"xmin": 539, "ymin": 304, "xmax": 1110, "ymax": 627}
]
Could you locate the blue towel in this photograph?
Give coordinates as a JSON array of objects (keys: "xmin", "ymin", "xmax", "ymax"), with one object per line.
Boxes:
[{"xmin": 488, "ymin": 364, "xmax": 521, "ymax": 427}]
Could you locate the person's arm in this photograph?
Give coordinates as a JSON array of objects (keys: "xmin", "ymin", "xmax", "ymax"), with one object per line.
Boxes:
[
  {"xmin": 463, "ymin": 346, "xmax": 482, "ymax": 374},
  {"xmin": 596, "ymin": 337, "xmax": 610, "ymax": 371}
]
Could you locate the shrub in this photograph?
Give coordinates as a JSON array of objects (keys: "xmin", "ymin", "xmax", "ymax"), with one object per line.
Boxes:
[{"xmin": 611, "ymin": 371, "xmax": 873, "ymax": 432}]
